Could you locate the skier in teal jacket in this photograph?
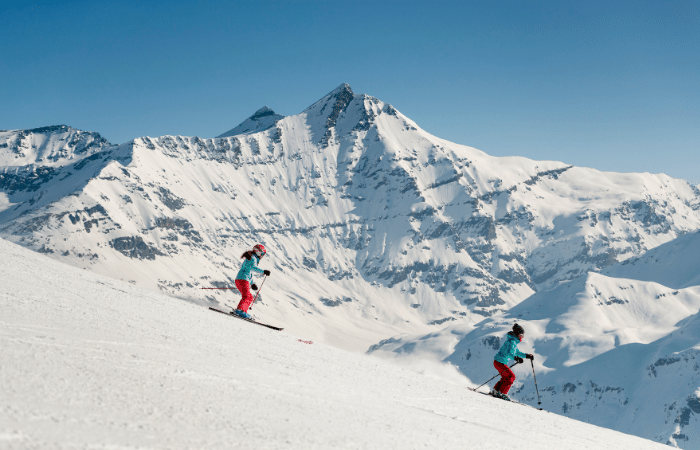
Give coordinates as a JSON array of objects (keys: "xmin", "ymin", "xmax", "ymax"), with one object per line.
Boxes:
[
  {"xmin": 491, "ymin": 323, "xmax": 534, "ymax": 401},
  {"xmin": 233, "ymin": 244, "xmax": 270, "ymax": 319}
]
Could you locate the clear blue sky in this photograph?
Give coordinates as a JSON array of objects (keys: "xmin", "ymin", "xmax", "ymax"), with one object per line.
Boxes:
[{"xmin": 1, "ymin": 0, "xmax": 698, "ymax": 183}]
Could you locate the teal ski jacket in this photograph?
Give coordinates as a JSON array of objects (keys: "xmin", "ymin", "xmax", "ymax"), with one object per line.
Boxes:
[
  {"xmin": 494, "ymin": 332, "xmax": 527, "ymax": 365},
  {"xmin": 236, "ymin": 254, "xmax": 265, "ymax": 282}
]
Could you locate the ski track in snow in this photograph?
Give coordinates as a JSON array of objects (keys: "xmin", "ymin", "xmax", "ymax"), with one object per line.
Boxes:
[{"xmin": 0, "ymin": 238, "xmax": 667, "ymax": 449}]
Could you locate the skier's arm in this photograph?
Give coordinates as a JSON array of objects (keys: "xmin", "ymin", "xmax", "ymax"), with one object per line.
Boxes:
[
  {"xmin": 250, "ymin": 265, "xmax": 265, "ymax": 274},
  {"xmin": 249, "ymin": 257, "xmax": 267, "ymax": 275},
  {"xmin": 505, "ymin": 340, "xmax": 527, "ymax": 362}
]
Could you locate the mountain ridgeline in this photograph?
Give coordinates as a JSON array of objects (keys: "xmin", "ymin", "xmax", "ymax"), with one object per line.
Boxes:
[
  {"xmin": 1, "ymin": 84, "xmax": 698, "ymax": 319},
  {"xmin": 2, "ymin": 83, "xmax": 700, "ymax": 445}
]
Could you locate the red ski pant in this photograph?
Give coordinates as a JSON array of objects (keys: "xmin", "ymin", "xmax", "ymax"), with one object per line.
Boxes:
[
  {"xmin": 493, "ymin": 360, "xmax": 516, "ymax": 394},
  {"xmin": 235, "ymin": 279, "xmax": 254, "ymax": 312}
]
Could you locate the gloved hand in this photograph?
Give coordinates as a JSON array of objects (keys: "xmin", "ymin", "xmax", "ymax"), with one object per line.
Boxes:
[
  {"xmin": 515, "ymin": 357, "xmax": 524, "ymax": 364},
  {"xmin": 245, "ymin": 253, "xmax": 252, "ymax": 260},
  {"xmin": 263, "ymin": 270, "xmax": 271, "ymax": 276},
  {"xmin": 526, "ymin": 354, "xmax": 534, "ymax": 361},
  {"xmin": 251, "ymin": 283, "xmax": 258, "ymax": 291}
]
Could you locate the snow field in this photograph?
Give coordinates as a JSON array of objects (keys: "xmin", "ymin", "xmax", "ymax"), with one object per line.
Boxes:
[{"xmin": 0, "ymin": 238, "xmax": 667, "ymax": 449}]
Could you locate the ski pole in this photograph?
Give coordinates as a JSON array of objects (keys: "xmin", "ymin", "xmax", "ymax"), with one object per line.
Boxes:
[
  {"xmin": 249, "ymin": 275, "xmax": 268, "ymax": 310},
  {"xmin": 474, "ymin": 361, "xmax": 519, "ymax": 391},
  {"xmin": 531, "ymin": 359, "xmax": 541, "ymax": 405}
]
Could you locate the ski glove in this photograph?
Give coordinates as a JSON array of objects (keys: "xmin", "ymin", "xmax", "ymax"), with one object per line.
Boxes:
[
  {"xmin": 515, "ymin": 357, "xmax": 524, "ymax": 364},
  {"xmin": 251, "ymin": 283, "xmax": 258, "ymax": 291},
  {"xmin": 263, "ymin": 270, "xmax": 271, "ymax": 276},
  {"xmin": 526, "ymin": 354, "xmax": 534, "ymax": 360}
]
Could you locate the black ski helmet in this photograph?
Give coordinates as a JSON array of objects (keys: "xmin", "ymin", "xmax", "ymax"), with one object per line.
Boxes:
[{"xmin": 513, "ymin": 323, "xmax": 525, "ymax": 336}]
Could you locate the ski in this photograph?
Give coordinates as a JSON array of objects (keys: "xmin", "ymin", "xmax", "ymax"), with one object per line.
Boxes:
[
  {"xmin": 209, "ymin": 307, "xmax": 284, "ymax": 331},
  {"xmin": 467, "ymin": 388, "xmax": 544, "ymax": 411}
]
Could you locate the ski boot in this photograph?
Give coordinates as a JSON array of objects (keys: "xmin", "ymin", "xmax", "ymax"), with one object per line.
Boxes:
[
  {"xmin": 233, "ymin": 309, "xmax": 252, "ymax": 320},
  {"xmin": 490, "ymin": 389, "xmax": 511, "ymax": 401}
]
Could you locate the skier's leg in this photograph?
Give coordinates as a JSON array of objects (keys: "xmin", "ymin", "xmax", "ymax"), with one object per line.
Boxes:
[
  {"xmin": 493, "ymin": 361, "xmax": 515, "ymax": 394},
  {"xmin": 235, "ymin": 279, "xmax": 254, "ymax": 312},
  {"xmin": 499, "ymin": 366, "xmax": 516, "ymax": 394},
  {"xmin": 493, "ymin": 360, "xmax": 504, "ymax": 393}
]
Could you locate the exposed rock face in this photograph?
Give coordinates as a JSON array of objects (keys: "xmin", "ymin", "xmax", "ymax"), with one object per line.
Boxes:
[{"xmin": 110, "ymin": 236, "xmax": 165, "ymax": 260}]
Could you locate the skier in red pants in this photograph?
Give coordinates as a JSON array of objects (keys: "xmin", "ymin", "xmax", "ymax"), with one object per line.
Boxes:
[
  {"xmin": 491, "ymin": 323, "xmax": 534, "ymax": 401},
  {"xmin": 233, "ymin": 244, "xmax": 270, "ymax": 319}
]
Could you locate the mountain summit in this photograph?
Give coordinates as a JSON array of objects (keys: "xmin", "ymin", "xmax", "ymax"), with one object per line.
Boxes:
[
  {"xmin": 217, "ymin": 106, "xmax": 285, "ymax": 137},
  {"xmin": 304, "ymin": 83, "xmax": 354, "ymax": 114},
  {"xmin": 0, "ymin": 125, "xmax": 110, "ymax": 168}
]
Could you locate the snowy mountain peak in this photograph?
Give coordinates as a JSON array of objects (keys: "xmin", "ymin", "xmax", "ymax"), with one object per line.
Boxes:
[
  {"xmin": 0, "ymin": 125, "xmax": 112, "ymax": 167},
  {"xmin": 299, "ymin": 83, "xmax": 360, "ymax": 147},
  {"xmin": 304, "ymin": 83, "xmax": 355, "ymax": 114},
  {"xmin": 250, "ymin": 106, "xmax": 276, "ymax": 118},
  {"xmin": 216, "ymin": 106, "xmax": 285, "ymax": 138},
  {"xmin": 327, "ymin": 82, "xmax": 353, "ymax": 97}
]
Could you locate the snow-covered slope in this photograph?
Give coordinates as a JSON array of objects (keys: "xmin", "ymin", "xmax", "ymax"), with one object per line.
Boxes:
[
  {"xmin": 604, "ymin": 230, "xmax": 700, "ymax": 289},
  {"xmin": 217, "ymin": 106, "xmax": 285, "ymax": 137},
  {"xmin": 369, "ymin": 230, "xmax": 700, "ymax": 447},
  {"xmin": 0, "ymin": 236, "xmax": 668, "ymax": 450}
]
